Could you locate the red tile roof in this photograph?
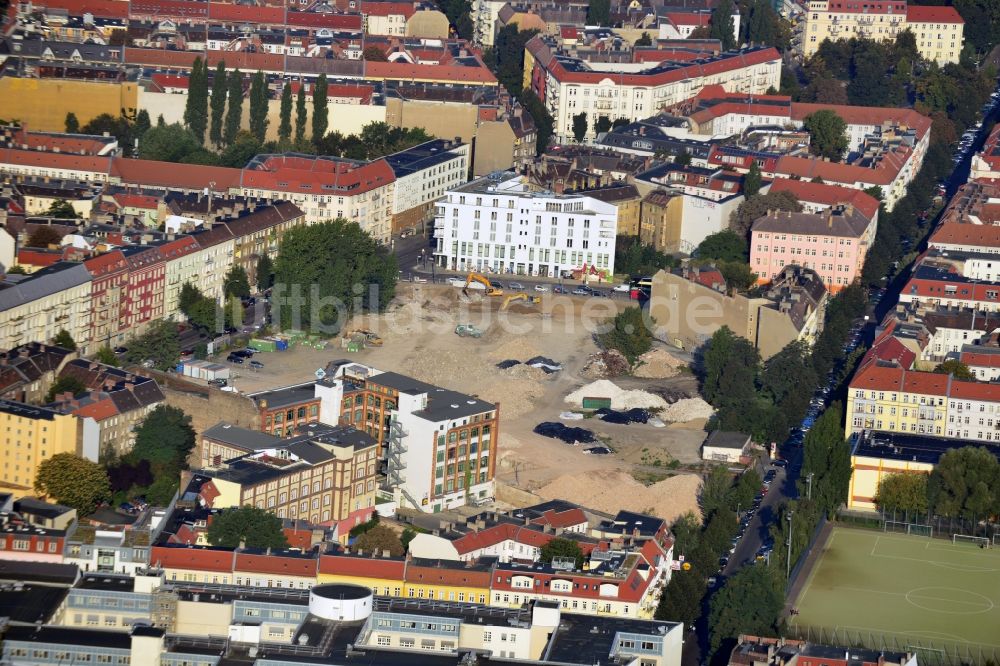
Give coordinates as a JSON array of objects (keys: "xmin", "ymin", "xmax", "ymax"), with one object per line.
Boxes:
[
  {"xmin": 363, "ymin": 60, "xmax": 496, "ymax": 84},
  {"xmin": 150, "ymin": 545, "xmax": 235, "ymax": 572},
  {"xmin": 283, "ymin": 527, "xmax": 314, "ymax": 550},
  {"xmin": 0, "ymin": 148, "xmax": 113, "ymax": 176},
  {"xmin": 35, "ymin": 0, "xmax": 128, "ymax": 18},
  {"xmin": 663, "ymin": 11, "xmax": 710, "ymax": 26},
  {"xmin": 849, "ymin": 364, "xmax": 951, "ymax": 396},
  {"xmin": 318, "ymin": 551, "xmax": 406, "ymax": 579},
  {"xmin": 209, "ymin": 1, "xmax": 285, "ymax": 23},
  {"xmin": 130, "ymin": 0, "xmax": 208, "ymax": 17},
  {"xmin": 360, "ymin": 1, "xmax": 414, "ymax": 18},
  {"xmin": 769, "ymin": 178, "xmax": 880, "ymax": 220},
  {"xmin": 791, "ymin": 103, "xmax": 931, "ymax": 140},
  {"xmin": 774, "ymin": 150, "xmax": 912, "ymax": 187},
  {"xmin": 84, "ymin": 249, "xmax": 129, "ymax": 277},
  {"xmin": 72, "ymin": 398, "xmax": 119, "ymax": 421},
  {"xmin": 405, "ymin": 563, "xmax": 492, "ymax": 587},
  {"xmin": 234, "ymin": 552, "xmax": 318, "ymax": 577},
  {"xmin": 241, "ymin": 155, "xmax": 394, "ymax": 194},
  {"xmin": 150, "ymin": 73, "xmax": 189, "ymax": 91},
  {"xmin": 929, "ymin": 222, "xmax": 1000, "ymax": 250},
  {"xmin": 859, "ymin": 333, "xmax": 916, "ymax": 371},
  {"xmin": 906, "ymin": 5, "xmax": 964, "ymax": 23},
  {"xmin": 326, "ymin": 83, "xmax": 376, "ymax": 104},
  {"xmin": 16, "ymin": 249, "xmax": 63, "ymax": 267},
  {"xmin": 113, "ymin": 158, "xmax": 242, "ymax": 190},
  {"xmin": 960, "ymin": 351, "xmax": 1000, "ymax": 369}
]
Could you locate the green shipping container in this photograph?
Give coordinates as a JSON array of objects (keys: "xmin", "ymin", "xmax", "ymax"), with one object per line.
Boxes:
[
  {"xmin": 582, "ymin": 397, "xmax": 612, "ymax": 410},
  {"xmin": 248, "ymin": 338, "xmax": 277, "ymax": 352}
]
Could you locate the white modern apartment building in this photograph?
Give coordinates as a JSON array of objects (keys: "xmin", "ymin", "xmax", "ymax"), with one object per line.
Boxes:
[
  {"xmin": 433, "ymin": 172, "xmax": 619, "ymax": 278},
  {"xmin": 314, "ymin": 363, "xmax": 499, "ymax": 514},
  {"xmin": 523, "ymin": 39, "xmax": 782, "ymax": 143}
]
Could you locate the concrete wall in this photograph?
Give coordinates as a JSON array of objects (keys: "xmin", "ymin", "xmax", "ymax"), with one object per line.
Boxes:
[
  {"xmin": 137, "ymin": 90, "xmax": 386, "ymax": 143},
  {"xmin": 473, "ymin": 119, "xmax": 515, "ymax": 176},
  {"xmin": 0, "ymin": 78, "xmax": 139, "ymax": 132},
  {"xmin": 385, "ymin": 97, "xmax": 479, "ymax": 143},
  {"xmin": 406, "ymin": 10, "xmax": 450, "ymax": 38}
]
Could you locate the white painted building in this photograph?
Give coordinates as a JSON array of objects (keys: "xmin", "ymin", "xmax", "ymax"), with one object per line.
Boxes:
[
  {"xmin": 386, "ymin": 139, "xmax": 470, "ymax": 221},
  {"xmin": 433, "ymin": 172, "xmax": 619, "ymax": 278}
]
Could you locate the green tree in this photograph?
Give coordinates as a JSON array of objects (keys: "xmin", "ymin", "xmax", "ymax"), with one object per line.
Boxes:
[
  {"xmin": 207, "ymin": 506, "xmax": 289, "ymax": 549},
  {"xmin": 933, "ymin": 359, "xmax": 975, "ymax": 381},
  {"xmin": 761, "ymin": 340, "xmax": 817, "ymax": 421},
  {"xmin": 52, "ymin": 328, "xmax": 77, "ymax": 350},
  {"xmin": 224, "ymin": 69, "xmax": 244, "ymax": 146},
  {"xmin": 571, "ymin": 112, "xmax": 588, "ymax": 142},
  {"xmin": 927, "ymin": 447, "xmax": 1000, "ymax": 521},
  {"xmin": 81, "ymin": 114, "xmax": 134, "ymax": 156},
  {"xmin": 354, "ymin": 524, "xmax": 405, "ymax": 557},
  {"xmin": 183, "ymin": 57, "xmax": 209, "ymax": 143},
  {"xmin": 594, "ymin": 115, "xmax": 612, "ymax": 135},
  {"xmin": 768, "ymin": 497, "xmax": 821, "ymax": 576},
  {"xmin": 122, "ymin": 320, "xmax": 181, "ymax": 371},
  {"xmin": 539, "ymin": 537, "xmax": 585, "ymax": 568},
  {"xmin": 732, "ymin": 468, "xmax": 763, "ymax": 512},
  {"xmin": 209, "ymin": 62, "xmax": 227, "ymax": 147},
  {"xmin": 700, "ymin": 327, "xmax": 759, "ymax": 409},
  {"xmin": 94, "ymin": 346, "xmax": 120, "ymax": 367},
  {"xmin": 248, "ymin": 70, "xmax": 269, "ymax": 143},
  {"xmin": 710, "ymin": 0, "xmax": 737, "ymax": 50},
  {"xmin": 744, "ymin": 161, "xmax": 762, "ymax": 197},
  {"xmin": 278, "ymin": 83, "xmax": 293, "ymax": 143},
  {"xmin": 708, "ymin": 564, "xmax": 783, "ymax": 653},
  {"xmin": 35, "ymin": 454, "xmax": 110, "ymax": 515},
  {"xmin": 874, "ymin": 473, "xmax": 929, "ymax": 516},
  {"xmin": 45, "ymin": 199, "xmax": 79, "ymax": 219},
  {"xmin": 131, "ymin": 405, "xmax": 196, "ymax": 468},
  {"xmin": 489, "ymin": 25, "xmax": 538, "ymax": 96},
  {"xmin": 138, "ymin": 123, "xmax": 202, "ymax": 162},
  {"xmin": 597, "ymin": 307, "xmax": 654, "ymax": 364},
  {"xmin": 219, "ymin": 131, "xmax": 262, "ymax": 168},
  {"xmin": 223, "ymin": 265, "xmax": 252, "ymax": 299},
  {"xmin": 45, "ymin": 375, "xmax": 87, "ymax": 403},
  {"xmin": 312, "ymin": 73, "xmax": 329, "ymax": 143},
  {"xmin": 27, "ymin": 226, "xmax": 62, "ymax": 247},
  {"xmin": 729, "ymin": 191, "xmax": 802, "ymax": 237},
  {"xmin": 587, "ymin": 0, "xmax": 610, "ymax": 25},
  {"xmin": 519, "ymin": 91, "xmax": 553, "ymax": 156},
  {"xmin": 179, "ymin": 282, "xmax": 203, "ymax": 315},
  {"xmin": 697, "ymin": 230, "xmax": 747, "ymax": 263},
  {"xmin": 614, "ymin": 236, "xmax": 677, "ymax": 276},
  {"xmin": 655, "ymin": 569, "xmax": 706, "ymax": 626},
  {"xmin": 717, "ymin": 262, "xmax": 757, "ymax": 292},
  {"xmin": 803, "ymin": 109, "xmax": 849, "ymax": 161},
  {"xmin": 801, "ymin": 403, "xmax": 851, "ymax": 516},
  {"xmin": 295, "ymin": 82, "xmax": 308, "ymax": 143},
  {"xmin": 700, "ymin": 465, "xmax": 734, "ymax": 519},
  {"xmin": 256, "ymin": 254, "xmax": 275, "ymax": 292},
  {"xmin": 612, "ymin": 117, "xmax": 630, "ymax": 129},
  {"xmin": 635, "ymin": 32, "xmax": 652, "ymax": 47},
  {"xmin": 273, "ymin": 220, "xmax": 398, "ymax": 331},
  {"xmin": 133, "ymin": 109, "xmax": 151, "ymax": 142},
  {"xmin": 362, "ymin": 45, "xmax": 387, "ymax": 61},
  {"xmin": 65, "ymin": 112, "xmax": 80, "ymax": 133}
]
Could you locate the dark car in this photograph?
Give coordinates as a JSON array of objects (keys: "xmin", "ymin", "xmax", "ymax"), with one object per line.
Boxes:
[
  {"xmin": 509, "ymin": 282, "xmax": 525, "ymax": 290},
  {"xmin": 208, "ymin": 378, "xmax": 228, "ymax": 387},
  {"xmin": 114, "ymin": 346, "xmax": 128, "ymax": 354},
  {"xmin": 571, "ymin": 287, "xmax": 591, "ymax": 296},
  {"xmin": 772, "ymin": 459, "xmax": 788, "ymax": 468},
  {"xmin": 249, "ymin": 360, "xmax": 264, "ymax": 370},
  {"xmin": 492, "ymin": 281, "xmax": 505, "ymax": 290},
  {"xmin": 227, "ymin": 354, "xmax": 245, "ymax": 364},
  {"xmin": 231, "ymin": 349, "xmax": 254, "ymax": 358},
  {"xmin": 553, "ymin": 286, "xmax": 567, "ymax": 294}
]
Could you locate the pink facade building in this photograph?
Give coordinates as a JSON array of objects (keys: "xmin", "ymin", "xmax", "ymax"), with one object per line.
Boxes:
[{"xmin": 750, "ymin": 203, "xmax": 876, "ymax": 293}]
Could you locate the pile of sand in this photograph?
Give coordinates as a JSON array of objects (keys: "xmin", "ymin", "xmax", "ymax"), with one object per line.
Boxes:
[
  {"xmin": 632, "ymin": 349, "xmax": 686, "ymax": 379},
  {"xmin": 536, "ymin": 469, "xmax": 702, "ymax": 523},
  {"xmin": 581, "ymin": 350, "xmax": 630, "ymax": 378},
  {"xmin": 661, "ymin": 397, "xmax": 715, "ymax": 423},
  {"xmin": 565, "ymin": 379, "xmax": 669, "ymax": 410}
]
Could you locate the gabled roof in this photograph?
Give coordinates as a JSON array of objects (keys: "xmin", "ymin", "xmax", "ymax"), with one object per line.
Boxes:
[
  {"xmin": 790, "ymin": 103, "xmax": 931, "ymax": 140},
  {"xmin": 906, "ymin": 5, "xmax": 964, "ymax": 23},
  {"xmin": 929, "ymin": 222, "xmax": 1000, "ymax": 250},
  {"xmin": 769, "ymin": 177, "xmax": 880, "ymax": 220},
  {"xmin": 318, "ymin": 550, "xmax": 406, "ymax": 579},
  {"xmin": 112, "ymin": 159, "xmax": 242, "ymax": 191},
  {"xmin": 773, "ymin": 150, "xmax": 911, "ymax": 187}
]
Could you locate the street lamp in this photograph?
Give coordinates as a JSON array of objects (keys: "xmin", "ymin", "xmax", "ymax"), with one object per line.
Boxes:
[
  {"xmin": 785, "ymin": 511, "xmax": 794, "ymax": 580},
  {"xmin": 806, "ymin": 473, "xmax": 814, "ymax": 501}
]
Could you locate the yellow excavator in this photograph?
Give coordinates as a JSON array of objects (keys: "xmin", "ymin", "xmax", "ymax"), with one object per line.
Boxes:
[
  {"xmin": 463, "ymin": 272, "xmax": 503, "ymax": 297},
  {"xmin": 501, "ymin": 293, "xmax": 541, "ymax": 309}
]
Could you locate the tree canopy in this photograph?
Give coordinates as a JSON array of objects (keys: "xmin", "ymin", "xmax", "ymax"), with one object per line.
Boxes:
[
  {"xmin": 874, "ymin": 472, "xmax": 929, "ymax": 516},
  {"xmin": 614, "ymin": 236, "xmax": 677, "ymax": 277},
  {"xmin": 803, "ymin": 109, "xmax": 849, "ymax": 161},
  {"xmin": 131, "ymin": 405, "xmax": 196, "ymax": 468},
  {"xmin": 45, "ymin": 375, "xmax": 87, "ymax": 403},
  {"xmin": 34, "ymin": 453, "xmax": 110, "ymax": 515},
  {"xmin": 933, "ymin": 359, "xmax": 975, "ymax": 381},
  {"xmin": 224, "ymin": 265, "xmax": 252, "ymax": 299},
  {"xmin": 587, "ymin": 0, "xmax": 610, "ymax": 26},
  {"xmin": 710, "ymin": 0, "xmax": 737, "ymax": 50},
  {"xmin": 354, "ymin": 524, "xmax": 405, "ymax": 557},
  {"xmin": 122, "ymin": 320, "xmax": 181, "ymax": 371},
  {"xmin": 65, "ymin": 112, "xmax": 80, "ymax": 133},
  {"xmin": 598, "ymin": 307, "xmax": 655, "ymax": 364},
  {"xmin": 45, "ymin": 199, "xmax": 79, "ymax": 219},
  {"xmin": 708, "ymin": 560, "xmax": 784, "ymax": 653},
  {"xmin": 312, "ymin": 73, "xmax": 329, "ymax": 143},
  {"xmin": 224, "ymin": 69, "xmax": 244, "ymax": 146},
  {"xmin": 273, "ymin": 220, "xmax": 398, "ymax": 332},
  {"xmin": 248, "ymin": 70, "xmax": 269, "ymax": 143},
  {"xmin": 208, "ymin": 506, "xmax": 289, "ymax": 549},
  {"xmin": 209, "ymin": 62, "xmax": 227, "ymax": 147},
  {"xmin": 183, "ymin": 57, "xmax": 209, "ymax": 143},
  {"xmin": 27, "ymin": 226, "xmax": 64, "ymax": 248},
  {"xmin": 928, "ymin": 447, "xmax": 1000, "ymax": 521},
  {"xmin": 800, "ymin": 402, "xmax": 852, "ymax": 515},
  {"xmin": 729, "ymin": 191, "xmax": 802, "ymax": 237},
  {"xmin": 572, "ymin": 112, "xmax": 588, "ymax": 142},
  {"xmin": 697, "ymin": 230, "xmax": 747, "ymax": 263},
  {"xmin": 539, "ymin": 537, "xmax": 585, "ymax": 568},
  {"xmin": 52, "ymin": 328, "xmax": 77, "ymax": 350},
  {"xmin": 278, "ymin": 83, "xmax": 293, "ymax": 143}
]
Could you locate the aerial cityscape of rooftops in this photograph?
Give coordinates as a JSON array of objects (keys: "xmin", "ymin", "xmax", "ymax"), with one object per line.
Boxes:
[{"xmin": 1, "ymin": 0, "xmax": 1000, "ymax": 663}]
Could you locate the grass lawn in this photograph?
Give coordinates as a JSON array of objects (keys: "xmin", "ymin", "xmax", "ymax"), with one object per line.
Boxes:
[{"xmin": 791, "ymin": 527, "xmax": 1000, "ymax": 658}]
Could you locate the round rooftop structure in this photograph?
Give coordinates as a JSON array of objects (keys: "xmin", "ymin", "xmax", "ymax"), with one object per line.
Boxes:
[{"xmin": 308, "ymin": 584, "xmax": 373, "ymax": 622}]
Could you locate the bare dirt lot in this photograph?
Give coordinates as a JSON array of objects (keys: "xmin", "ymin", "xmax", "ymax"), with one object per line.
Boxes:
[{"xmin": 202, "ymin": 283, "xmax": 710, "ymax": 521}]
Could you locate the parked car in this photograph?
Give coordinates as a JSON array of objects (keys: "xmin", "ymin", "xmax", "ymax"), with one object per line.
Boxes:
[
  {"xmin": 572, "ymin": 287, "xmax": 591, "ymax": 295},
  {"xmin": 509, "ymin": 282, "xmax": 525, "ymax": 290},
  {"xmin": 613, "ymin": 283, "xmax": 631, "ymax": 292},
  {"xmin": 533, "ymin": 284, "xmax": 549, "ymax": 292},
  {"xmin": 249, "ymin": 360, "xmax": 264, "ymax": 370},
  {"xmin": 114, "ymin": 346, "xmax": 128, "ymax": 354},
  {"xmin": 772, "ymin": 459, "xmax": 788, "ymax": 468},
  {"xmin": 553, "ymin": 286, "xmax": 567, "ymax": 294},
  {"xmin": 208, "ymin": 378, "xmax": 228, "ymax": 387},
  {"xmin": 227, "ymin": 354, "xmax": 245, "ymax": 364}
]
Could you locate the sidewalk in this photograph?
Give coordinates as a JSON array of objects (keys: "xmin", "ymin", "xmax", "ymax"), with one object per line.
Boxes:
[{"xmin": 406, "ymin": 260, "xmax": 626, "ymax": 287}]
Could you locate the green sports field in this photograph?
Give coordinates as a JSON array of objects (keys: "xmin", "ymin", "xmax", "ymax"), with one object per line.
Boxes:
[{"xmin": 791, "ymin": 527, "xmax": 1000, "ymax": 660}]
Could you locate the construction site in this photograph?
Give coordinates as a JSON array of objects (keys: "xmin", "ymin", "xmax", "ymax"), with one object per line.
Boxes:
[{"xmin": 201, "ymin": 279, "xmax": 712, "ymax": 523}]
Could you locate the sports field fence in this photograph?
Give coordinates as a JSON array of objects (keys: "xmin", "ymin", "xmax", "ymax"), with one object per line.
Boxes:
[
  {"xmin": 786, "ymin": 624, "xmax": 1000, "ymax": 666},
  {"xmin": 837, "ymin": 509, "xmax": 1000, "ymax": 544}
]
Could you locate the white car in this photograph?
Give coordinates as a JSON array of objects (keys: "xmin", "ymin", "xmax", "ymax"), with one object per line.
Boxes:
[
  {"xmin": 448, "ymin": 277, "xmax": 465, "ymax": 287},
  {"xmin": 534, "ymin": 284, "xmax": 549, "ymax": 292},
  {"xmin": 612, "ymin": 283, "xmax": 631, "ymax": 292},
  {"xmin": 412, "ymin": 276, "xmax": 428, "ymax": 283}
]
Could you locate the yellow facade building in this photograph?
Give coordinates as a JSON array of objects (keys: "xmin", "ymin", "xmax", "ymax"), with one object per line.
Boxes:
[
  {"xmin": 0, "ymin": 78, "xmax": 139, "ymax": 133},
  {"xmin": 802, "ymin": 1, "xmax": 964, "ymax": 65},
  {"xmin": 0, "ymin": 400, "xmax": 81, "ymax": 495}
]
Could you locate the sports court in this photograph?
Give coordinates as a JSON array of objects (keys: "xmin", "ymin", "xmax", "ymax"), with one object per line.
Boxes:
[{"xmin": 791, "ymin": 527, "xmax": 1000, "ymax": 659}]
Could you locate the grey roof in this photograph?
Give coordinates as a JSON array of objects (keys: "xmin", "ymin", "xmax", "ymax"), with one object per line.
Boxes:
[
  {"xmin": 13, "ymin": 497, "xmax": 74, "ymax": 520},
  {"xmin": 203, "ymin": 422, "xmax": 281, "ymax": 451},
  {"xmin": 249, "ymin": 383, "xmax": 318, "ymax": 410},
  {"xmin": 385, "ymin": 139, "xmax": 467, "ymax": 178},
  {"xmin": 704, "ymin": 430, "xmax": 750, "ymax": 450},
  {"xmin": 750, "ymin": 206, "xmax": 873, "ymax": 239},
  {"xmin": 366, "ymin": 371, "xmax": 495, "ymax": 422},
  {"xmin": 0, "ymin": 399, "xmax": 60, "ymax": 420},
  {"xmin": 2, "ymin": 625, "xmax": 132, "ymax": 650},
  {"xmin": 0, "ymin": 262, "xmax": 91, "ymax": 312}
]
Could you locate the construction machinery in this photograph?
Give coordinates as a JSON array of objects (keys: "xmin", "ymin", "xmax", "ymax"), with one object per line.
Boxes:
[
  {"xmin": 455, "ymin": 324, "xmax": 483, "ymax": 338},
  {"xmin": 463, "ymin": 272, "xmax": 503, "ymax": 297},
  {"xmin": 347, "ymin": 329, "xmax": 383, "ymax": 347},
  {"xmin": 501, "ymin": 293, "xmax": 541, "ymax": 310}
]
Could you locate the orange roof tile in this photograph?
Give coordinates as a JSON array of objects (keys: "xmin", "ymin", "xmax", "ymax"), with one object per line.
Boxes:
[
  {"xmin": 930, "ymin": 223, "xmax": 1000, "ymax": 250},
  {"xmin": 906, "ymin": 5, "xmax": 964, "ymax": 23},
  {"xmin": 769, "ymin": 178, "xmax": 880, "ymax": 220}
]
